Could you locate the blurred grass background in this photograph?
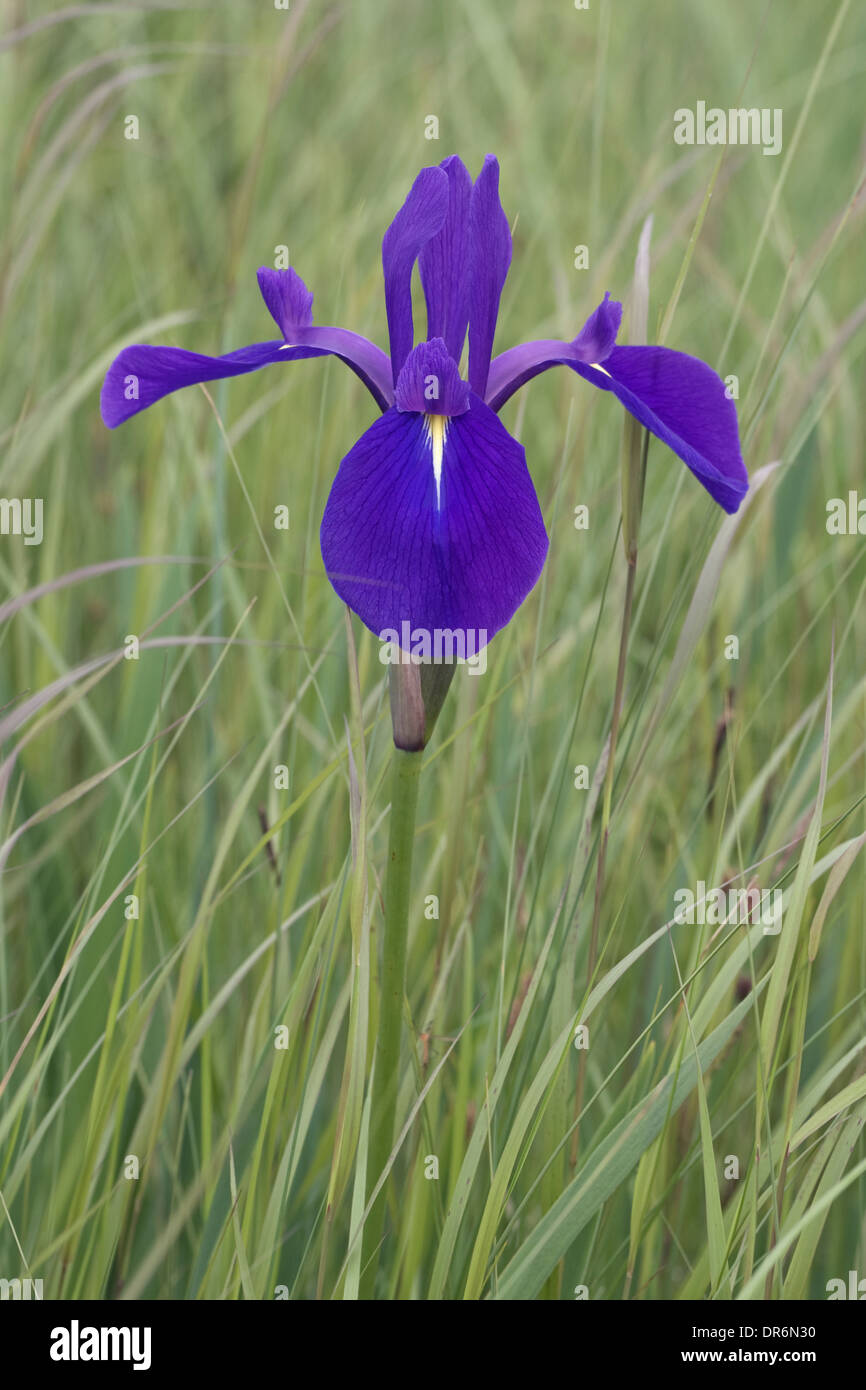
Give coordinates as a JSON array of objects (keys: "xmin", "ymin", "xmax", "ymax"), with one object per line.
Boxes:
[{"xmin": 1, "ymin": 0, "xmax": 865, "ymax": 1300}]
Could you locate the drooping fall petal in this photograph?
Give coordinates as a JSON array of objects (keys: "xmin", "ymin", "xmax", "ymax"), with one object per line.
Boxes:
[
  {"xmin": 320, "ymin": 394, "xmax": 548, "ymax": 647},
  {"xmin": 486, "ymin": 293, "xmax": 747, "ymax": 513}
]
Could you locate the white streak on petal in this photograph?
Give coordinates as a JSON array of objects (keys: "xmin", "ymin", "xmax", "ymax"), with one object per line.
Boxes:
[{"xmin": 425, "ymin": 414, "xmax": 448, "ymax": 511}]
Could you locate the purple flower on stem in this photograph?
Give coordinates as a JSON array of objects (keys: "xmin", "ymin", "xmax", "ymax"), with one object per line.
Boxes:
[{"xmin": 101, "ymin": 155, "xmax": 748, "ymax": 652}]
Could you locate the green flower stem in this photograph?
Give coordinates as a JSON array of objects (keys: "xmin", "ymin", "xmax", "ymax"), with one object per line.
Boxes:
[
  {"xmin": 361, "ymin": 743, "xmax": 423, "ymax": 1296},
  {"xmin": 589, "ymin": 425, "xmax": 648, "ymax": 981},
  {"xmin": 573, "ymin": 425, "xmax": 648, "ymax": 1168}
]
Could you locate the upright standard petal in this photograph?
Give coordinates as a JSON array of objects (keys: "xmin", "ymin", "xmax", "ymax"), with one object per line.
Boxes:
[
  {"xmin": 382, "ymin": 166, "xmax": 450, "ymax": 382},
  {"xmin": 467, "ymin": 155, "xmax": 512, "ymax": 399},
  {"xmin": 320, "ymin": 394, "xmax": 548, "ymax": 647},
  {"xmin": 418, "ymin": 155, "xmax": 473, "ymax": 364}
]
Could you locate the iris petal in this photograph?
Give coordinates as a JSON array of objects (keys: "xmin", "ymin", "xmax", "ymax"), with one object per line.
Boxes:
[
  {"xmin": 575, "ymin": 346, "xmax": 748, "ymax": 513},
  {"xmin": 381, "ymin": 166, "xmax": 450, "ymax": 382},
  {"xmin": 468, "ymin": 155, "xmax": 512, "ymax": 398},
  {"xmin": 572, "ymin": 291, "xmax": 623, "ymax": 362},
  {"xmin": 485, "ymin": 293, "xmax": 623, "ymax": 409},
  {"xmin": 257, "ymin": 266, "xmax": 314, "ymax": 334},
  {"xmin": 419, "ymin": 155, "xmax": 473, "ymax": 364},
  {"xmin": 100, "ymin": 339, "xmax": 319, "ymax": 428},
  {"xmin": 256, "ymin": 266, "xmax": 394, "ymax": 407},
  {"xmin": 320, "ymin": 394, "xmax": 548, "ymax": 646},
  {"xmin": 486, "ymin": 294, "xmax": 748, "ymax": 514},
  {"xmin": 101, "ymin": 266, "xmax": 395, "ymax": 427}
]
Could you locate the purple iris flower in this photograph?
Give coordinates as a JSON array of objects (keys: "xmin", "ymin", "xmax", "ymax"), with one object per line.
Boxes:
[{"xmin": 101, "ymin": 155, "xmax": 748, "ymax": 651}]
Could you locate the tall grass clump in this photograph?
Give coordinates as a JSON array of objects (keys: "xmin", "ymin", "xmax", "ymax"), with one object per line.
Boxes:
[{"xmin": 1, "ymin": 0, "xmax": 865, "ymax": 1302}]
